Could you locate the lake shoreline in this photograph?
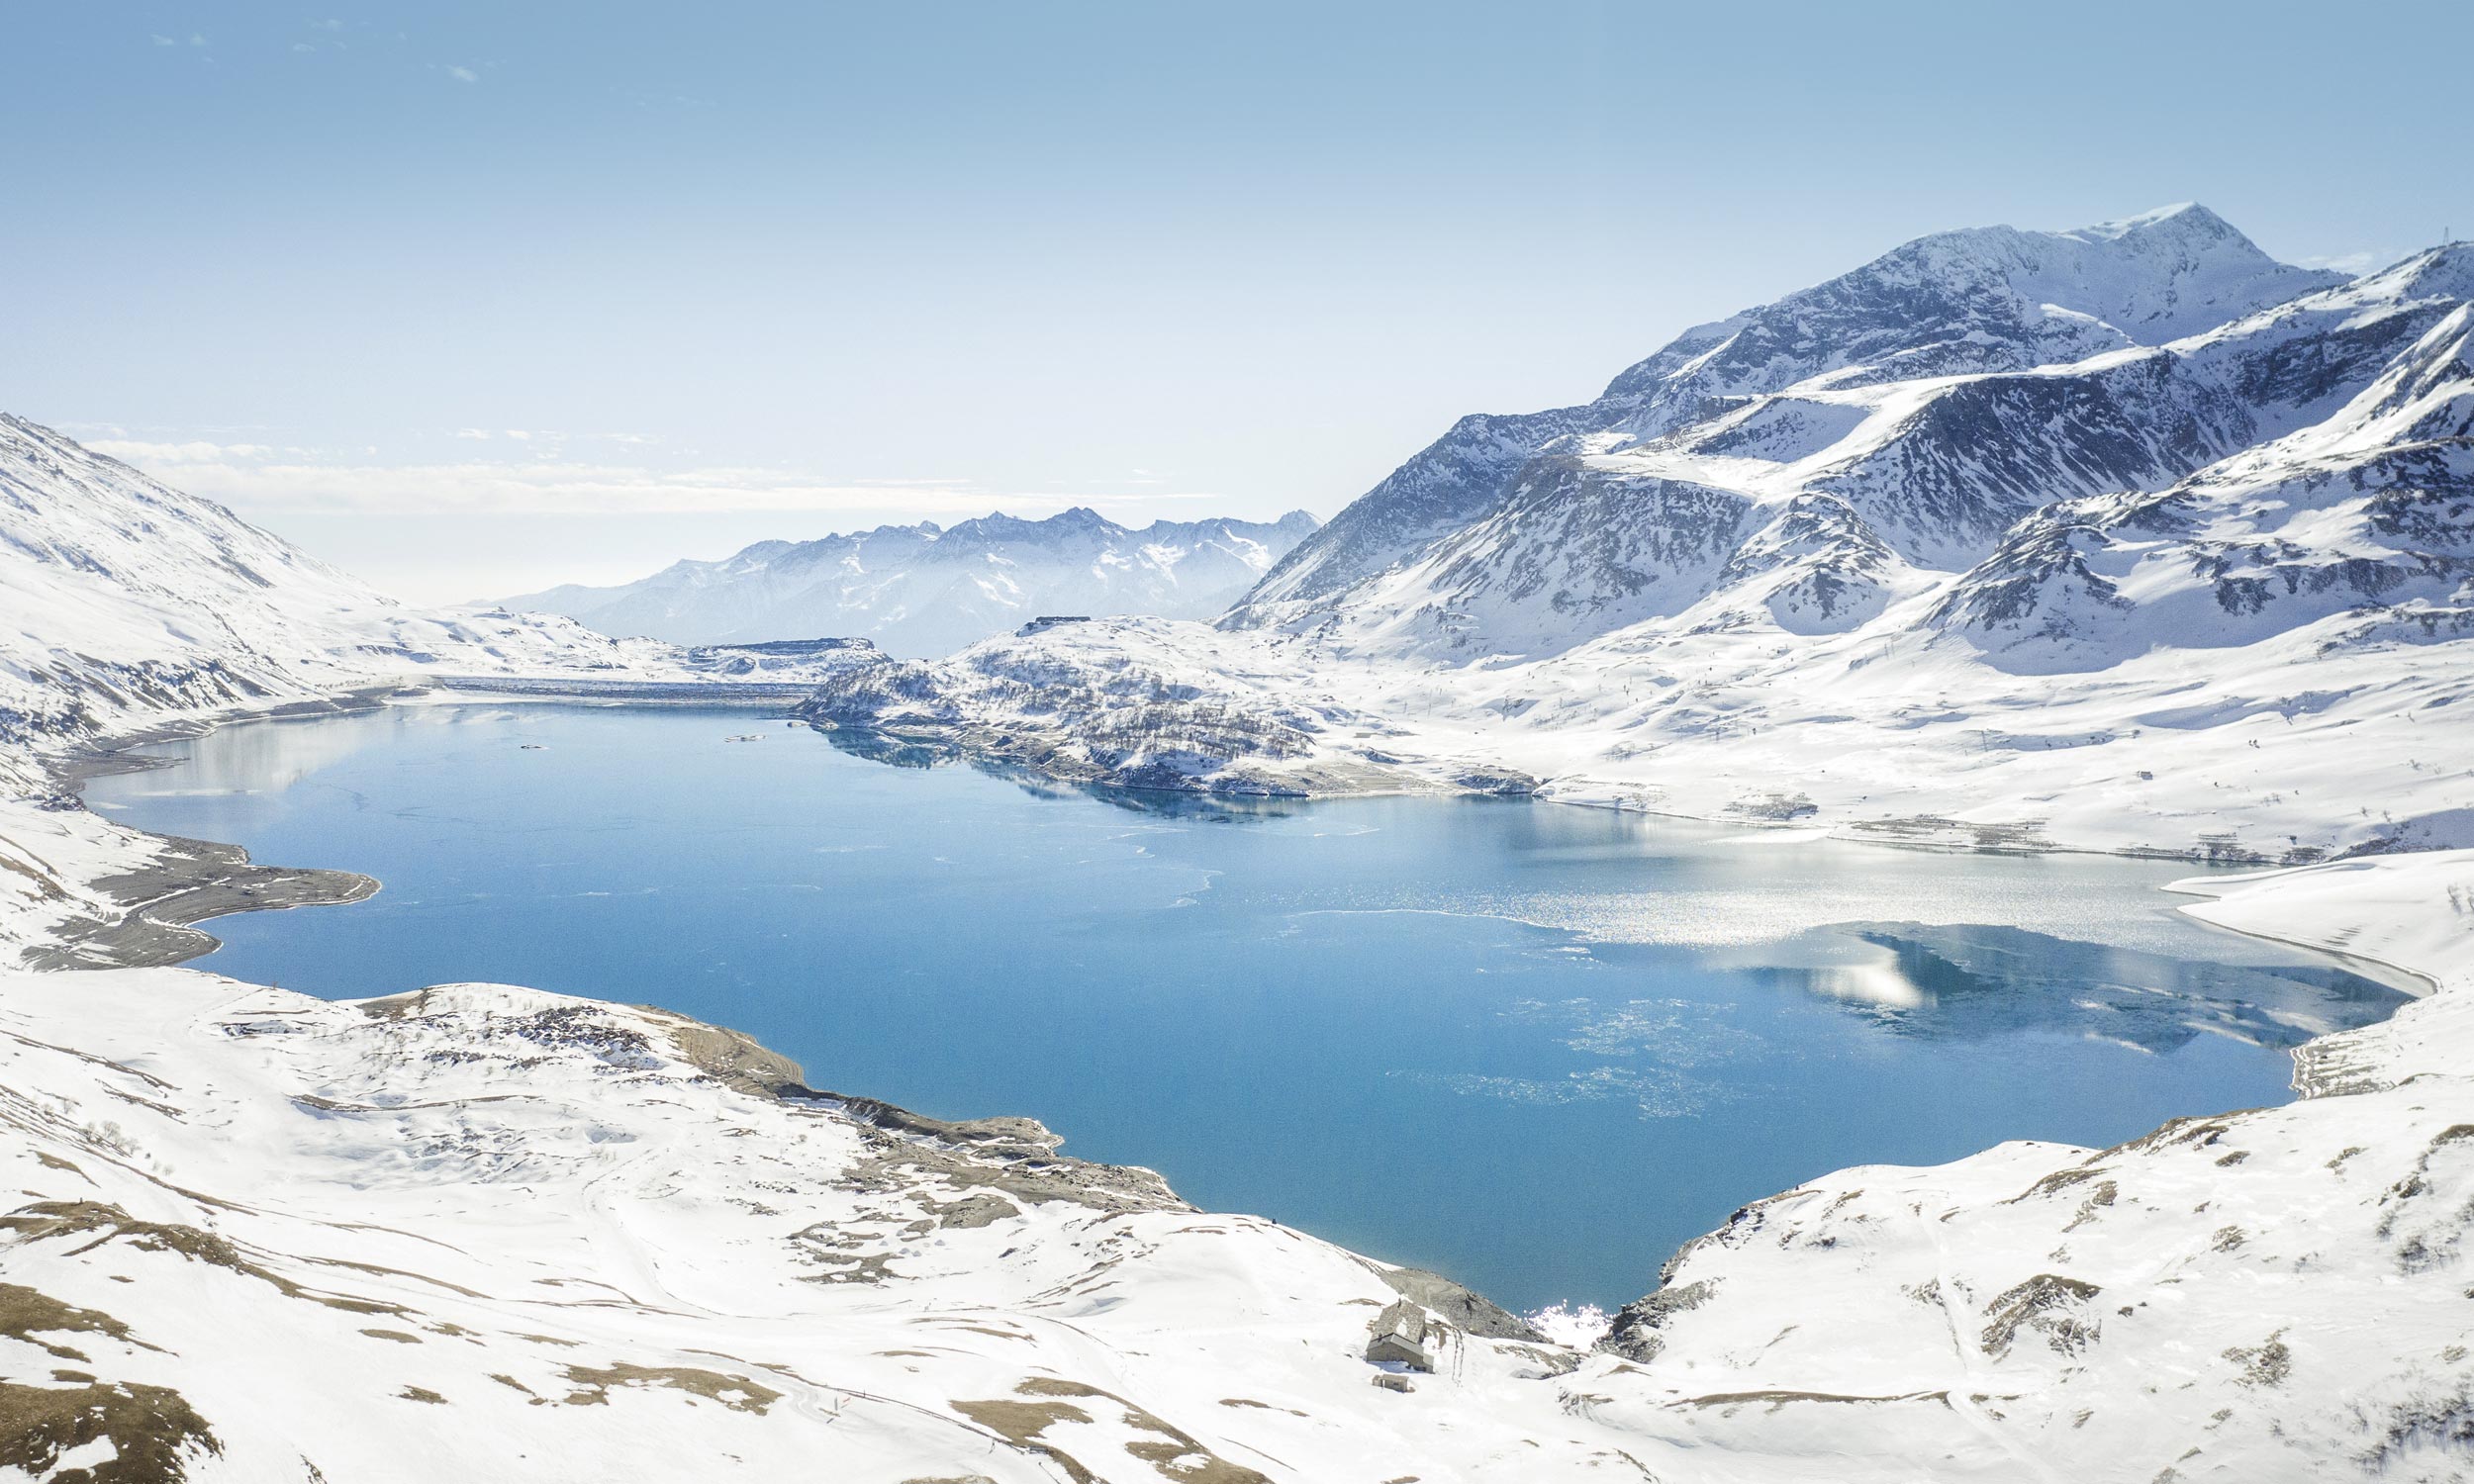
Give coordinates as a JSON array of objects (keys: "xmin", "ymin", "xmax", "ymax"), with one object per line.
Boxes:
[
  {"xmin": 63, "ymin": 695, "xmax": 2424, "ymax": 1313},
  {"xmin": 44, "ymin": 687, "xmax": 2433, "ymax": 982},
  {"xmin": 35, "ymin": 684, "xmax": 823, "ymax": 971}
]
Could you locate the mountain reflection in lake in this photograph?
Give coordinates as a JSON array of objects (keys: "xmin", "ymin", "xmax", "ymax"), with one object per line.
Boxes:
[{"xmin": 1737, "ymin": 924, "xmax": 2401, "ymax": 1052}]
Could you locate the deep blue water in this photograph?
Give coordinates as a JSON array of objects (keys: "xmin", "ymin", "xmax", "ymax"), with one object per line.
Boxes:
[{"xmin": 84, "ymin": 704, "xmax": 2409, "ymax": 1313}]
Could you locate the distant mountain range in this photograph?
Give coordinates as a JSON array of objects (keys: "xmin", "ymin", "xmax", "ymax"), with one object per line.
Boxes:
[
  {"xmin": 504, "ymin": 508, "xmax": 1321, "ymax": 657},
  {"xmin": 805, "ymin": 205, "xmax": 2474, "ymax": 862}
]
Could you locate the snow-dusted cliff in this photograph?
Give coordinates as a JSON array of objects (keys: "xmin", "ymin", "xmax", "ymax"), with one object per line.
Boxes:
[{"xmin": 504, "ymin": 508, "xmax": 1321, "ymax": 657}]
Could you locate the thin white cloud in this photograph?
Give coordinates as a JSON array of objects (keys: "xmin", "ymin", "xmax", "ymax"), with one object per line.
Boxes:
[
  {"xmin": 458, "ymin": 427, "xmax": 650, "ymax": 446},
  {"xmin": 447, "ymin": 64, "xmax": 479, "ymax": 83},
  {"xmin": 89, "ymin": 438, "xmax": 270, "ymax": 463},
  {"xmin": 2298, "ymin": 248, "xmax": 2410, "ymax": 277},
  {"xmin": 105, "ymin": 452, "xmax": 1213, "ymax": 520},
  {"xmin": 150, "ymin": 34, "xmax": 176, "ymax": 46}
]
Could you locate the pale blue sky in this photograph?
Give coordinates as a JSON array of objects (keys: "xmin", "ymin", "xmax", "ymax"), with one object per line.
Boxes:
[{"xmin": 7, "ymin": 1, "xmax": 2466, "ymax": 600}]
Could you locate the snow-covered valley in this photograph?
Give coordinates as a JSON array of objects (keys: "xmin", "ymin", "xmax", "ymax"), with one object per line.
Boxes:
[{"xmin": 2, "ymin": 202, "xmax": 2472, "ymax": 1482}]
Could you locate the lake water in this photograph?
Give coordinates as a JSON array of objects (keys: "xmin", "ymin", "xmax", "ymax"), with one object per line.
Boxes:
[{"xmin": 84, "ymin": 703, "xmax": 2410, "ymax": 1315}]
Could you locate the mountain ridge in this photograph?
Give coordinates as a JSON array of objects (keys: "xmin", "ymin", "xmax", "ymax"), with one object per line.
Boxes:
[
  {"xmin": 504, "ymin": 506, "xmax": 1320, "ymax": 657},
  {"xmin": 1235, "ymin": 204, "xmax": 2349, "ymax": 619}
]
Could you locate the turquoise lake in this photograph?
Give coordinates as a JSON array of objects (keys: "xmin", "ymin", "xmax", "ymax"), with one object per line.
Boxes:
[{"xmin": 83, "ymin": 703, "xmax": 2411, "ymax": 1315}]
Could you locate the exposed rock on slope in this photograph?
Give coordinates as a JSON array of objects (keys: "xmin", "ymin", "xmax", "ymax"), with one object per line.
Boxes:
[
  {"xmin": 801, "ymin": 619, "xmax": 1465, "ymax": 796},
  {"xmin": 1933, "ymin": 303, "xmax": 2474, "ymax": 671}
]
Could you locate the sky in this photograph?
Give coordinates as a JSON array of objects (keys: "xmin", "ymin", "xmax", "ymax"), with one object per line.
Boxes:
[{"xmin": 7, "ymin": 1, "xmax": 2468, "ymax": 603}]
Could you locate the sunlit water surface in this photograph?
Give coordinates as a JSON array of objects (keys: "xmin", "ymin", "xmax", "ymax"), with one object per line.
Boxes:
[{"xmin": 85, "ymin": 704, "xmax": 2410, "ymax": 1313}]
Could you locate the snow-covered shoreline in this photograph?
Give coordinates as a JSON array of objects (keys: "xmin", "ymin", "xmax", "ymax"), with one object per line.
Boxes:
[{"xmin": 799, "ymin": 603, "xmax": 2471, "ymax": 863}]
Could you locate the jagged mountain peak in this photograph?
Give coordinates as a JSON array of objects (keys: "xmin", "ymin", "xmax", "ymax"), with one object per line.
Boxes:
[
  {"xmin": 1882, "ymin": 203, "xmax": 2263, "ymax": 277},
  {"xmin": 1241, "ymin": 208, "xmax": 2347, "ymax": 620},
  {"xmin": 940, "ymin": 506, "xmax": 1122, "ymax": 548},
  {"xmin": 2058, "ymin": 201, "xmax": 2233, "ymax": 244},
  {"xmin": 1609, "ymin": 203, "xmax": 2337, "ymax": 399}
]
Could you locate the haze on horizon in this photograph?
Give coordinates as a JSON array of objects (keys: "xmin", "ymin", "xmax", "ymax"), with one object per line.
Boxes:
[{"xmin": 7, "ymin": 0, "xmax": 2464, "ymax": 603}]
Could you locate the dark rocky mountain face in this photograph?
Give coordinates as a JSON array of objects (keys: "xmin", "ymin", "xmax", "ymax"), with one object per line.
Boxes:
[{"xmin": 1931, "ymin": 302, "xmax": 2474, "ymax": 673}]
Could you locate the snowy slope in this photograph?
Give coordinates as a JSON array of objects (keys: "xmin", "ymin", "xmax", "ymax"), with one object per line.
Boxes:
[
  {"xmin": 505, "ymin": 507, "xmax": 1320, "ymax": 657},
  {"xmin": 1935, "ymin": 302, "xmax": 2474, "ymax": 671}
]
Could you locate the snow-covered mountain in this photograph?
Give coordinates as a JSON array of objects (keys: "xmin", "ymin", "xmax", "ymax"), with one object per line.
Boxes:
[
  {"xmin": 1250, "ymin": 238, "xmax": 2474, "ymax": 664},
  {"xmin": 805, "ymin": 209, "xmax": 2474, "ymax": 864},
  {"xmin": 1234, "ymin": 204, "xmax": 2348, "ymax": 621},
  {"xmin": 504, "ymin": 507, "xmax": 1320, "ymax": 657}
]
